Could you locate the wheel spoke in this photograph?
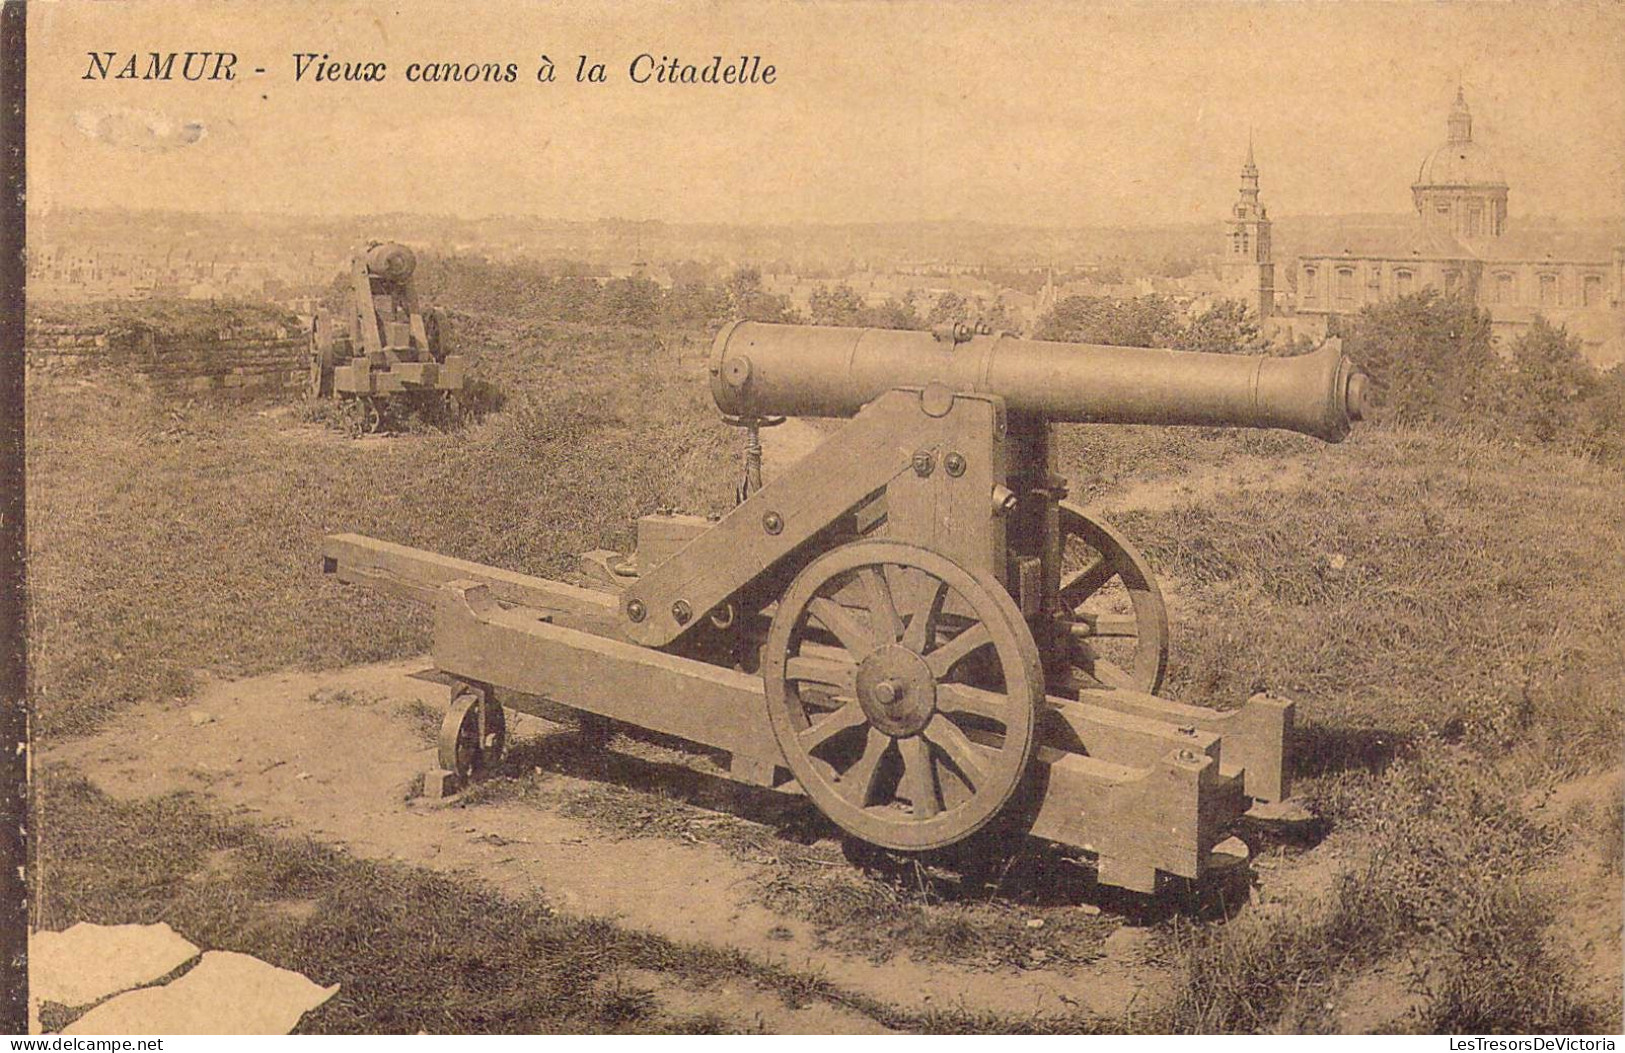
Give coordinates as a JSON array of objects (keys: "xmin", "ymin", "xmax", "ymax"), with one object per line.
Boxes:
[
  {"xmin": 900, "ymin": 577, "xmax": 949, "ymax": 654},
  {"xmin": 898, "ymin": 735, "xmax": 939, "ymax": 818},
  {"xmin": 1091, "ymin": 615, "xmax": 1140, "ymax": 639},
  {"xmin": 809, "ymin": 597, "xmax": 878, "ymax": 659},
  {"xmin": 858, "ymin": 565, "xmax": 904, "ymax": 645},
  {"xmin": 1066, "ymin": 613, "xmax": 1139, "ymax": 639},
  {"xmin": 836, "ymin": 727, "xmax": 891, "ymax": 807},
  {"xmin": 1060, "ymin": 555, "xmax": 1115, "ymax": 608},
  {"xmin": 924, "ymin": 622, "xmax": 992, "ymax": 679},
  {"xmin": 938, "ymin": 764, "xmax": 974, "ymax": 809},
  {"xmin": 923, "ymin": 714, "xmax": 988, "ymax": 791},
  {"xmin": 786, "ymin": 654, "xmax": 858, "ymax": 695},
  {"xmin": 936, "ymin": 682, "xmax": 1009, "ymax": 723},
  {"xmin": 799, "ymin": 700, "xmax": 868, "ymax": 752}
]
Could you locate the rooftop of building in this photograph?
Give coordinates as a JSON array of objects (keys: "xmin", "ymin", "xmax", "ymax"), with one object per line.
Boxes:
[{"xmin": 1300, "ymin": 223, "xmax": 1619, "ymax": 264}]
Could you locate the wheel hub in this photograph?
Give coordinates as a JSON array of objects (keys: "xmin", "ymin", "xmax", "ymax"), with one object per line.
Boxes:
[{"xmin": 856, "ymin": 644, "xmax": 936, "ymax": 736}]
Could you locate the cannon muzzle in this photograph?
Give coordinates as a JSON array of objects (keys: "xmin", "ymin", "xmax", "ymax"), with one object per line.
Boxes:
[
  {"xmin": 363, "ymin": 242, "xmax": 417, "ymax": 282},
  {"xmin": 711, "ymin": 322, "xmax": 1369, "ymax": 442}
]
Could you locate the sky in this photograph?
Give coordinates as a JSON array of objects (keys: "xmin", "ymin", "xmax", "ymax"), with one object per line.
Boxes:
[{"xmin": 25, "ymin": 0, "xmax": 1625, "ymax": 227}]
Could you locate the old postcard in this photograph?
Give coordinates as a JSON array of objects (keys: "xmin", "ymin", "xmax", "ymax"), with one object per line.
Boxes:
[{"xmin": 11, "ymin": 0, "xmax": 1624, "ymax": 1038}]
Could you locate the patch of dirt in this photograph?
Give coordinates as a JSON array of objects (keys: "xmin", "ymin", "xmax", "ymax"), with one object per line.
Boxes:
[
  {"xmin": 1524, "ymin": 768, "xmax": 1623, "ymax": 821},
  {"xmin": 1244, "ymin": 818, "xmax": 1364, "ymax": 918},
  {"xmin": 43, "ymin": 660, "xmax": 1169, "ymax": 1025},
  {"xmin": 606, "ymin": 967, "xmax": 894, "ymax": 1034},
  {"xmin": 1097, "ymin": 456, "xmax": 1315, "ymax": 517},
  {"xmin": 270, "ymin": 423, "xmax": 345, "ymax": 446},
  {"xmin": 1527, "ymin": 768, "xmax": 1624, "ymax": 1017},
  {"xmin": 1332, "ymin": 955, "xmax": 1430, "ymax": 1033}
]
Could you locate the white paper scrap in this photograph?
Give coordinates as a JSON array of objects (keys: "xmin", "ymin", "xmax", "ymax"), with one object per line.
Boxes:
[
  {"xmin": 31, "ymin": 923, "xmax": 200, "ymax": 1009},
  {"xmin": 63, "ymin": 951, "xmax": 339, "ymax": 1035}
]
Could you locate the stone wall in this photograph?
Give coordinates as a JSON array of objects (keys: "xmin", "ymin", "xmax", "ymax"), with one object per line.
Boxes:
[{"xmin": 26, "ymin": 317, "xmax": 309, "ymax": 395}]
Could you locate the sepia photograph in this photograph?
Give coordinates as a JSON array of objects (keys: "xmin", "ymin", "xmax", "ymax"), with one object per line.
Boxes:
[{"xmin": 8, "ymin": 0, "xmax": 1624, "ymax": 1038}]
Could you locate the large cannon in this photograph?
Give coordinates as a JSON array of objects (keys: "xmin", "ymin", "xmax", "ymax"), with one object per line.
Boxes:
[
  {"xmin": 323, "ymin": 321, "xmax": 1368, "ymax": 892},
  {"xmin": 310, "ymin": 242, "xmax": 466, "ymax": 433}
]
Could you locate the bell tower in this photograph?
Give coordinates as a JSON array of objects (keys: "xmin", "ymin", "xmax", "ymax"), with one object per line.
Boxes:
[{"xmin": 1223, "ymin": 135, "xmax": 1274, "ymax": 320}]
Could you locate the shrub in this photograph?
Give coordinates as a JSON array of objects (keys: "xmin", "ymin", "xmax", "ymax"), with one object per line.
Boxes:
[
  {"xmin": 1341, "ymin": 290, "xmax": 1504, "ymax": 430},
  {"xmin": 1340, "ymin": 296, "xmax": 1625, "ymax": 464},
  {"xmin": 1506, "ymin": 318, "xmax": 1599, "ymax": 445}
]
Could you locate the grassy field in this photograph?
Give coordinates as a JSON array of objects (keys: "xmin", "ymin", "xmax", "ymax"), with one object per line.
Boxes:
[
  {"xmin": 28, "ymin": 313, "xmax": 1625, "ymax": 1032},
  {"xmin": 27, "ymin": 322, "xmax": 733, "ymax": 738}
]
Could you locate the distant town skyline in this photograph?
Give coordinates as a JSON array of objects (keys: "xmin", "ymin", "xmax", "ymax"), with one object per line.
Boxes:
[{"xmin": 27, "ymin": 1, "xmax": 1625, "ymax": 228}]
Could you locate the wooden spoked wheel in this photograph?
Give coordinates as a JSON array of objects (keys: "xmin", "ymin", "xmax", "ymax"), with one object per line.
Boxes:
[
  {"xmin": 764, "ymin": 541, "xmax": 1042, "ymax": 852},
  {"xmin": 438, "ymin": 683, "xmax": 506, "ymax": 782},
  {"xmin": 1057, "ymin": 501, "xmax": 1169, "ymax": 695}
]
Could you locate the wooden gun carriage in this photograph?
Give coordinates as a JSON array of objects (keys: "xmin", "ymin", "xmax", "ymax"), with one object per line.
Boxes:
[
  {"xmin": 310, "ymin": 242, "xmax": 466, "ymax": 433},
  {"xmin": 323, "ymin": 321, "xmax": 1368, "ymax": 892}
]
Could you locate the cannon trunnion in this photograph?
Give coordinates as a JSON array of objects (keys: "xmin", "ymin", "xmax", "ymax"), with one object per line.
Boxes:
[{"xmin": 323, "ymin": 321, "xmax": 1366, "ymax": 893}]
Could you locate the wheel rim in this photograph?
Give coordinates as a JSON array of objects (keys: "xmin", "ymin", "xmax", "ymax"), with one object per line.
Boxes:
[
  {"xmin": 764, "ymin": 540, "xmax": 1041, "ymax": 852},
  {"xmin": 362, "ymin": 398, "xmax": 383, "ymax": 435},
  {"xmin": 438, "ymin": 686, "xmax": 506, "ymax": 780},
  {"xmin": 1057, "ymin": 501, "xmax": 1169, "ymax": 694}
]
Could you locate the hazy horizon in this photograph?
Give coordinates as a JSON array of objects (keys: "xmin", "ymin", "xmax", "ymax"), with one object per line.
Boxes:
[{"xmin": 26, "ymin": 205, "xmax": 1625, "ymax": 231}]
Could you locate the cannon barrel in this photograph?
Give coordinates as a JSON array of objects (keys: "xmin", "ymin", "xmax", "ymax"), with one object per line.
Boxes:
[
  {"xmin": 711, "ymin": 321, "xmax": 1370, "ymax": 442},
  {"xmin": 363, "ymin": 242, "xmax": 417, "ymax": 281}
]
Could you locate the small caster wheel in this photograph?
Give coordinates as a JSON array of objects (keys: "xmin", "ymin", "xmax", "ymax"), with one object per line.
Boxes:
[{"xmin": 439, "ymin": 684, "xmax": 506, "ymax": 783}]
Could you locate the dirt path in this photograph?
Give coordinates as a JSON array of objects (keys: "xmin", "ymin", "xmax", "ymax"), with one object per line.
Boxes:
[
  {"xmin": 1093, "ymin": 455, "xmax": 1315, "ymax": 517},
  {"xmin": 43, "ymin": 660, "xmax": 1171, "ymax": 1028}
]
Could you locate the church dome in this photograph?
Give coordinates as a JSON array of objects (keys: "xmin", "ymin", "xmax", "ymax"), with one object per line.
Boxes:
[
  {"xmin": 1416, "ymin": 138, "xmax": 1506, "ymax": 187},
  {"xmin": 1410, "ymin": 90, "xmax": 1509, "ymax": 240},
  {"xmin": 1414, "ymin": 89, "xmax": 1507, "ymax": 188}
]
